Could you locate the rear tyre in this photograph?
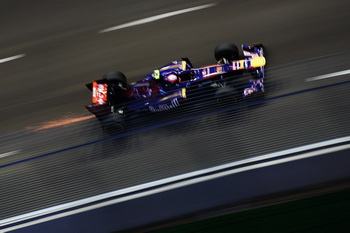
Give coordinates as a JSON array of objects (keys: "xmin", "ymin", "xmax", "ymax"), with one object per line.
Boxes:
[
  {"xmin": 214, "ymin": 43, "xmax": 239, "ymax": 62},
  {"xmin": 103, "ymin": 71, "xmax": 127, "ymax": 87},
  {"xmin": 104, "ymin": 71, "xmax": 128, "ymax": 105}
]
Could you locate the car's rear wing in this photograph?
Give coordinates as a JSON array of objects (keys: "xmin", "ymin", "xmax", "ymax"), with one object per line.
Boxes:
[
  {"xmin": 85, "ymin": 80, "xmax": 111, "ymax": 117},
  {"xmin": 85, "ymin": 78, "xmax": 106, "ymax": 91},
  {"xmin": 85, "ymin": 79, "xmax": 109, "ymax": 105}
]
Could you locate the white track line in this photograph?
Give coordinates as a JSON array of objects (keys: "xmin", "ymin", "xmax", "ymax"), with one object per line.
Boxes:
[
  {"xmin": 1, "ymin": 136, "xmax": 349, "ymax": 229},
  {"xmin": 3, "ymin": 142, "xmax": 350, "ymax": 232},
  {"xmin": 0, "ymin": 150, "xmax": 20, "ymax": 159},
  {"xmin": 99, "ymin": 3, "xmax": 217, "ymax": 33},
  {"xmin": 0, "ymin": 54, "xmax": 25, "ymax": 64},
  {"xmin": 4, "ymin": 143, "xmax": 350, "ymax": 233},
  {"xmin": 305, "ymin": 69, "xmax": 350, "ymax": 82}
]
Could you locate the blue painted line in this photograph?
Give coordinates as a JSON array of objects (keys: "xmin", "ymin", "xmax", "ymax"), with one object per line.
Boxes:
[{"xmin": 1, "ymin": 79, "xmax": 350, "ymax": 170}]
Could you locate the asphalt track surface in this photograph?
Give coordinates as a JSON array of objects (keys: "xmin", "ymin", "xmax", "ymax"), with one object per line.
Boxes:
[{"xmin": 1, "ymin": 0, "xmax": 350, "ymax": 223}]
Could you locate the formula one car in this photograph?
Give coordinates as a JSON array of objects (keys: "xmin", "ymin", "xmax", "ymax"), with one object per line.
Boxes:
[{"xmin": 85, "ymin": 42, "xmax": 266, "ymax": 133}]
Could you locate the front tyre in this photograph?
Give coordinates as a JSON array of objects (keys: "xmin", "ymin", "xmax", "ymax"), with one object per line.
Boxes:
[{"xmin": 214, "ymin": 43, "xmax": 239, "ymax": 63}]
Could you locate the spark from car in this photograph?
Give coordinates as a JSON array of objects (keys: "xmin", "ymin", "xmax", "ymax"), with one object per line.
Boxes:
[{"xmin": 28, "ymin": 115, "xmax": 94, "ymax": 132}]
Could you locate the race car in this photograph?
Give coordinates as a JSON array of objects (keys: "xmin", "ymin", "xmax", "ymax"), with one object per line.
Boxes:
[{"xmin": 85, "ymin": 42, "xmax": 266, "ymax": 133}]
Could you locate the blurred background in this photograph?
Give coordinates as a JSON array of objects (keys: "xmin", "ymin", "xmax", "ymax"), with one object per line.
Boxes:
[
  {"xmin": 0, "ymin": 0, "xmax": 349, "ymax": 133},
  {"xmin": 1, "ymin": 0, "xmax": 350, "ymax": 232}
]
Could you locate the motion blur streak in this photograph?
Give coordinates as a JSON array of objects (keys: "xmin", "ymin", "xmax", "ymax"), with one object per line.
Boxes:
[
  {"xmin": 306, "ymin": 69, "xmax": 350, "ymax": 82},
  {"xmin": 0, "ymin": 54, "xmax": 25, "ymax": 64},
  {"xmin": 99, "ymin": 3, "xmax": 217, "ymax": 33},
  {"xmin": 0, "ymin": 151, "xmax": 20, "ymax": 159}
]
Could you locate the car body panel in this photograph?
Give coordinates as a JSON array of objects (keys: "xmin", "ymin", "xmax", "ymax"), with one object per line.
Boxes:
[{"xmin": 85, "ymin": 43, "xmax": 266, "ymax": 128}]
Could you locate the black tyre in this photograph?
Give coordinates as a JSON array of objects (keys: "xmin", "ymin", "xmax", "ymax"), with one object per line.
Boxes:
[
  {"xmin": 104, "ymin": 71, "xmax": 128, "ymax": 105},
  {"xmin": 214, "ymin": 43, "xmax": 239, "ymax": 62},
  {"xmin": 101, "ymin": 112, "xmax": 126, "ymax": 135},
  {"xmin": 103, "ymin": 122, "xmax": 125, "ymax": 135},
  {"xmin": 103, "ymin": 71, "xmax": 127, "ymax": 87}
]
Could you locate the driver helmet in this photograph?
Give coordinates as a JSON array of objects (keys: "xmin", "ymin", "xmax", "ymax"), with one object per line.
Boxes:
[{"xmin": 165, "ymin": 73, "xmax": 181, "ymax": 84}]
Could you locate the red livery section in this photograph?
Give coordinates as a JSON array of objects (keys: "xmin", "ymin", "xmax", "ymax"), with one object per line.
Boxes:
[{"xmin": 92, "ymin": 82, "xmax": 107, "ymax": 105}]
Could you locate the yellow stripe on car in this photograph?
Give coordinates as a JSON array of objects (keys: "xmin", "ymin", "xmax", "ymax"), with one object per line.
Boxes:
[
  {"xmin": 181, "ymin": 88, "xmax": 187, "ymax": 98},
  {"xmin": 250, "ymin": 56, "xmax": 266, "ymax": 67},
  {"xmin": 182, "ymin": 61, "xmax": 187, "ymax": 70}
]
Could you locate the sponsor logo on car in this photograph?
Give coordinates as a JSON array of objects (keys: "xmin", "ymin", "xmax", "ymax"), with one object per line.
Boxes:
[
  {"xmin": 92, "ymin": 82, "xmax": 107, "ymax": 105},
  {"xmin": 149, "ymin": 98, "xmax": 180, "ymax": 112}
]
